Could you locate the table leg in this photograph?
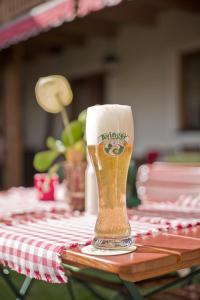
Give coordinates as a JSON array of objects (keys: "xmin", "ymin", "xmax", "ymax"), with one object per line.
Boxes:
[
  {"xmin": 143, "ymin": 267, "xmax": 200, "ymax": 298},
  {"xmin": 74, "ymin": 278, "xmax": 108, "ymax": 300},
  {"xmin": 121, "ymin": 280, "xmax": 144, "ymax": 300},
  {"xmin": 0, "ymin": 266, "xmax": 23, "ymax": 299},
  {"xmin": 182, "ymin": 267, "xmax": 198, "ymax": 287},
  {"xmin": 0, "ymin": 266, "xmax": 33, "ymax": 300},
  {"xmin": 67, "ymin": 277, "xmax": 77, "ymax": 300},
  {"xmin": 18, "ymin": 277, "xmax": 33, "ymax": 299}
]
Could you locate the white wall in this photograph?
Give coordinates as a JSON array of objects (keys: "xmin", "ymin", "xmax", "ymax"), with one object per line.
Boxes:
[{"xmin": 23, "ymin": 11, "xmax": 200, "ymax": 157}]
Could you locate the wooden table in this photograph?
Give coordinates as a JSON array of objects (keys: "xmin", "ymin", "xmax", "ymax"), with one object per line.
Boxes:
[{"xmin": 62, "ymin": 226, "xmax": 200, "ymax": 299}]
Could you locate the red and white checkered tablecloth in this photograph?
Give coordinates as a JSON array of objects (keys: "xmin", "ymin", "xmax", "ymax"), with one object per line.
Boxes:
[
  {"xmin": 0, "ymin": 187, "xmax": 68, "ymax": 219},
  {"xmin": 0, "ymin": 214, "xmax": 199, "ymax": 284},
  {"xmin": 137, "ymin": 191, "xmax": 200, "ymax": 215},
  {"xmin": 139, "ymin": 195, "xmax": 200, "ymax": 214}
]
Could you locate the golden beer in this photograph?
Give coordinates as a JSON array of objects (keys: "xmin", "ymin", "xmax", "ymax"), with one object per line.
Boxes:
[
  {"xmin": 88, "ymin": 143, "xmax": 132, "ymax": 240},
  {"xmin": 86, "ymin": 105, "xmax": 134, "ymax": 249}
]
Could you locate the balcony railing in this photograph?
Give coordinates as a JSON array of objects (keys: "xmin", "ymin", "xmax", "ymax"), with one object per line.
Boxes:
[{"xmin": 0, "ymin": 0, "xmax": 49, "ymax": 24}]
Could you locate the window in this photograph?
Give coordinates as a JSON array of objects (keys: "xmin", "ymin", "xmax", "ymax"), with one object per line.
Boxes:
[{"xmin": 180, "ymin": 49, "xmax": 200, "ymax": 131}]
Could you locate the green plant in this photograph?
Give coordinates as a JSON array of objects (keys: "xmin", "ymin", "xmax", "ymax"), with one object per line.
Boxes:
[
  {"xmin": 33, "ymin": 111, "xmax": 86, "ymax": 173},
  {"xmin": 33, "ymin": 75, "xmax": 87, "ymax": 173}
]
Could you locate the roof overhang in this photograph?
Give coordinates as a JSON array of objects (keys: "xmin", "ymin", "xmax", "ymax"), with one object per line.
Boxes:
[{"xmin": 0, "ymin": 0, "xmax": 122, "ymax": 50}]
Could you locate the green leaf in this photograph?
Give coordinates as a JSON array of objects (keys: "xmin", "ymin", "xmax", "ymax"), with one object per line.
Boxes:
[
  {"xmin": 46, "ymin": 136, "xmax": 56, "ymax": 149},
  {"xmin": 54, "ymin": 140, "xmax": 66, "ymax": 153},
  {"xmin": 33, "ymin": 150, "xmax": 60, "ymax": 172},
  {"xmin": 78, "ymin": 109, "xmax": 87, "ymax": 129},
  {"xmin": 46, "ymin": 136, "xmax": 66, "ymax": 153},
  {"xmin": 61, "ymin": 120, "xmax": 83, "ymax": 146}
]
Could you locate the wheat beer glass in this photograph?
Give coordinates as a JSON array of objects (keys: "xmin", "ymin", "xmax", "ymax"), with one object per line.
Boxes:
[{"xmin": 86, "ymin": 104, "xmax": 134, "ymax": 249}]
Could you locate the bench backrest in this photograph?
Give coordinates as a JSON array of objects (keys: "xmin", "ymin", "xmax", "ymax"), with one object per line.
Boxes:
[{"xmin": 136, "ymin": 162, "xmax": 200, "ymax": 204}]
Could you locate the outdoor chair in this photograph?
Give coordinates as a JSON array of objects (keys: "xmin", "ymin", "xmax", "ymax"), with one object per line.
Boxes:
[
  {"xmin": 135, "ymin": 162, "xmax": 200, "ymax": 299},
  {"xmin": 137, "ymin": 162, "xmax": 200, "ymax": 202}
]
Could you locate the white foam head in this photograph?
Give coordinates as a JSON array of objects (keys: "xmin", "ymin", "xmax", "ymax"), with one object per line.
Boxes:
[{"xmin": 86, "ymin": 104, "xmax": 134, "ymax": 145}]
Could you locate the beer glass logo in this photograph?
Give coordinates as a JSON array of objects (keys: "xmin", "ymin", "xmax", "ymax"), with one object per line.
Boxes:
[{"xmin": 98, "ymin": 132, "xmax": 129, "ymax": 156}]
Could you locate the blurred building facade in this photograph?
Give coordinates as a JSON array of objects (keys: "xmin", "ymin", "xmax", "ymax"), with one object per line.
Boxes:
[
  {"xmin": 0, "ymin": 0, "xmax": 200, "ymax": 187},
  {"xmin": 23, "ymin": 11, "xmax": 200, "ymax": 156}
]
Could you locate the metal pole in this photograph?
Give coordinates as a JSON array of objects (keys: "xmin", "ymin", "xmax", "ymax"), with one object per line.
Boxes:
[
  {"xmin": 144, "ymin": 268, "xmax": 200, "ymax": 298},
  {"xmin": 19, "ymin": 277, "xmax": 33, "ymax": 298},
  {"xmin": 0, "ymin": 266, "xmax": 23, "ymax": 299},
  {"xmin": 67, "ymin": 277, "xmax": 76, "ymax": 300},
  {"xmin": 122, "ymin": 280, "xmax": 144, "ymax": 300}
]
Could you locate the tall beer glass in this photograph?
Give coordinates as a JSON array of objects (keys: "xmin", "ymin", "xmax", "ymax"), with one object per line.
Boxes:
[{"xmin": 86, "ymin": 104, "xmax": 134, "ymax": 249}]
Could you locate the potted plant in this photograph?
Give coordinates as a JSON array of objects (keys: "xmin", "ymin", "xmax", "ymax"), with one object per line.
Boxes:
[{"xmin": 33, "ymin": 75, "xmax": 86, "ymax": 210}]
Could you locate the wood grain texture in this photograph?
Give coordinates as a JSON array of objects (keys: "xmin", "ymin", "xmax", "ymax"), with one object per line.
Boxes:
[{"xmin": 62, "ymin": 226, "xmax": 200, "ymax": 282}]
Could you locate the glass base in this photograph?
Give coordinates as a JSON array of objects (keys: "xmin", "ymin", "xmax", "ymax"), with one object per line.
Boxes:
[{"xmin": 92, "ymin": 236, "xmax": 133, "ymax": 250}]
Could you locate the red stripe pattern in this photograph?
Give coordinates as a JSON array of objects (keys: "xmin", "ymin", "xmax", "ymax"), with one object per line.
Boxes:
[
  {"xmin": 0, "ymin": 0, "xmax": 75, "ymax": 50},
  {"xmin": 137, "ymin": 163, "xmax": 200, "ymax": 213},
  {"xmin": 139, "ymin": 199, "xmax": 200, "ymax": 214},
  {"xmin": 0, "ymin": 187, "xmax": 68, "ymax": 219},
  {"xmin": 77, "ymin": 0, "xmax": 122, "ymax": 17},
  {"xmin": 0, "ymin": 213, "xmax": 199, "ymax": 283},
  {"xmin": 0, "ymin": 0, "xmax": 123, "ymax": 49}
]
